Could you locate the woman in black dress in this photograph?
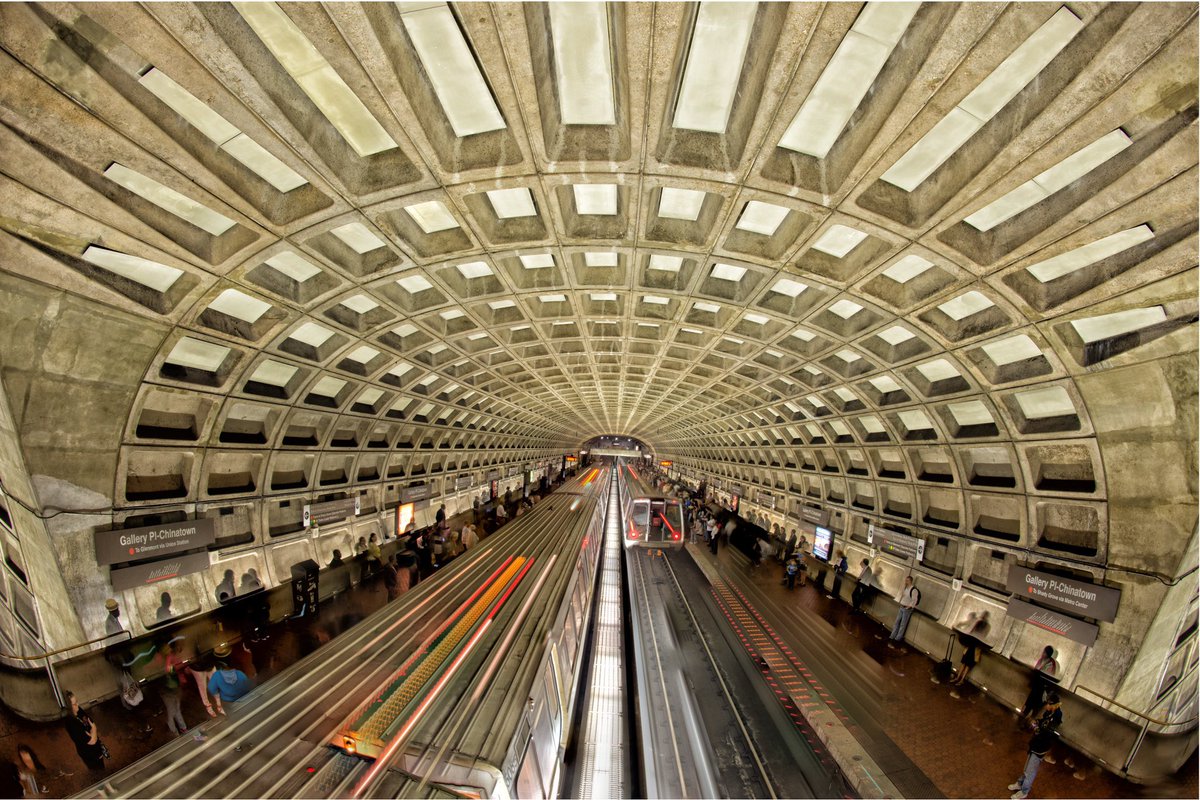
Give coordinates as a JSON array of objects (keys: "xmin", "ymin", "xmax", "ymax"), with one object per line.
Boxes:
[{"xmin": 63, "ymin": 692, "xmax": 106, "ymax": 771}]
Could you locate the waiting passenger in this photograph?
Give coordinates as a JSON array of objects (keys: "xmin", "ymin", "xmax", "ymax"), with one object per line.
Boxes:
[
  {"xmin": 495, "ymin": 503, "xmax": 508, "ymax": 525},
  {"xmin": 207, "ymin": 644, "xmax": 252, "ymax": 704},
  {"xmin": 888, "ymin": 576, "xmax": 921, "ymax": 649},
  {"xmin": 783, "ymin": 557, "xmax": 800, "ymax": 590},
  {"xmin": 851, "ymin": 560, "xmax": 874, "ymax": 613},
  {"xmin": 103, "ymin": 599, "xmax": 124, "ymax": 638},
  {"xmin": 328, "ymin": 549, "xmax": 344, "ymax": 568},
  {"xmin": 63, "ymin": 691, "xmax": 107, "ymax": 772},
  {"xmin": 461, "ymin": 524, "xmax": 478, "ymax": 551},
  {"xmin": 382, "ymin": 556, "xmax": 399, "ymax": 601},
  {"xmin": 1019, "ymin": 646, "xmax": 1060, "ymax": 727},
  {"xmin": 15, "ymin": 743, "xmax": 50, "ymax": 795},
  {"xmin": 829, "ymin": 550, "xmax": 848, "ymax": 600}
]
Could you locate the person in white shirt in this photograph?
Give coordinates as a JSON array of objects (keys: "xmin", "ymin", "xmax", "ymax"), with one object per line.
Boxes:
[
  {"xmin": 888, "ymin": 576, "xmax": 921, "ymax": 648},
  {"xmin": 851, "ymin": 560, "xmax": 874, "ymax": 612},
  {"xmin": 104, "ymin": 598, "xmax": 124, "ymax": 637},
  {"xmin": 461, "ymin": 524, "xmax": 478, "ymax": 551}
]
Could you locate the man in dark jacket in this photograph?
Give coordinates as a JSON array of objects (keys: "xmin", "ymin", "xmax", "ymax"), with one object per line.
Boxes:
[{"xmin": 1008, "ymin": 692, "xmax": 1063, "ymax": 799}]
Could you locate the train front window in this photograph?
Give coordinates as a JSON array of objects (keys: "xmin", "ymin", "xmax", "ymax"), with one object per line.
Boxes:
[
  {"xmin": 632, "ymin": 500, "xmax": 650, "ymax": 530},
  {"xmin": 663, "ymin": 501, "xmax": 684, "ymax": 540},
  {"xmin": 649, "ymin": 501, "xmax": 665, "ymax": 531}
]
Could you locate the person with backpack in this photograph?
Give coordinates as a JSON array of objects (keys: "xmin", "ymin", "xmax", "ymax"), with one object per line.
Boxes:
[{"xmin": 888, "ymin": 576, "xmax": 921, "ymax": 648}]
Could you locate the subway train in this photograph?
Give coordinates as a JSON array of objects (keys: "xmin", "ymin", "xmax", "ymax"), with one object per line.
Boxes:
[
  {"xmin": 618, "ymin": 462, "xmax": 686, "ymax": 549},
  {"xmin": 334, "ymin": 465, "xmax": 610, "ymax": 799},
  {"xmin": 85, "ymin": 467, "xmax": 611, "ymax": 800}
]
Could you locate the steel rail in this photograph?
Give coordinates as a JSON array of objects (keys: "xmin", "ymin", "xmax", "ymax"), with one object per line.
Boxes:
[{"xmin": 659, "ymin": 553, "xmax": 779, "ymax": 800}]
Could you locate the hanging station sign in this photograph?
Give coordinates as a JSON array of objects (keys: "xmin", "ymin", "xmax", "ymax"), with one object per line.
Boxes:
[
  {"xmin": 303, "ymin": 496, "xmax": 360, "ymax": 528},
  {"xmin": 867, "ymin": 523, "xmax": 925, "ymax": 562},
  {"xmin": 1006, "ymin": 566, "xmax": 1121, "ymax": 622},
  {"xmin": 800, "ymin": 505, "xmax": 830, "ymax": 526},
  {"xmin": 401, "ymin": 484, "xmax": 430, "ymax": 504},
  {"xmin": 95, "ymin": 518, "xmax": 215, "ymax": 566}
]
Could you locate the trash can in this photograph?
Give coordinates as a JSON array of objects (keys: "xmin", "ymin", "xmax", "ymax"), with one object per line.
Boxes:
[{"xmin": 291, "ymin": 559, "xmax": 320, "ymax": 618}]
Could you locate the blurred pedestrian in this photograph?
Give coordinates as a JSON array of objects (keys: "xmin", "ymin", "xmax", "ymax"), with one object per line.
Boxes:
[
  {"xmin": 382, "ymin": 556, "xmax": 399, "ymax": 601},
  {"xmin": 461, "ymin": 523, "xmax": 478, "ymax": 552},
  {"xmin": 158, "ymin": 641, "xmax": 190, "ymax": 736},
  {"xmin": 187, "ymin": 652, "xmax": 222, "ymax": 717},
  {"xmin": 15, "ymin": 744, "xmax": 51, "ymax": 794},
  {"xmin": 1019, "ymin": 646, "xmax": 1060, "ymax": 726},
  {"xmin": 0, "ymin": 759, "xmax": 23, "ymax": 797},
  {"xmin": 950, "ymin": 611, "xmax": 991, "ymax": 697},
  {"xmin": 366, "ymin": 534, "xmax": 383, "ymax": 575},
  {"xmin": 207, "ymin": 644, "xmax": 253, "ymax": 705}
]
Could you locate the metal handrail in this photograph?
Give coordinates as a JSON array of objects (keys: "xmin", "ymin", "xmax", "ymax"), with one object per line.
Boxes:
[
  {"xmin": 1076, "ymin": 684, "xmax": 1198, "ymax": 729},
  {"xmin": 0, "ymin": 629, "xmax": 131, "ymax": 662},
  {"xmin": 0, "ymin": 602, "xmax": 132, "ymax": 709},
  {"xmin": 1075, "ymin": 684, "xmax": 1198, "ymax": 774}
]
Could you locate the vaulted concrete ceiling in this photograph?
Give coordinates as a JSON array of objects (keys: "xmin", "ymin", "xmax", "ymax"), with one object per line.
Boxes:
[{"xmin": 0, "ymin": 3, "xmax": 1196, "ymax": 577}]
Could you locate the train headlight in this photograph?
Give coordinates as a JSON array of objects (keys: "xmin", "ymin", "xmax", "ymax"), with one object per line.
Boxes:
[{"xmin": 343, "ymin": 736, "xmax": 357, "ymax": 754}]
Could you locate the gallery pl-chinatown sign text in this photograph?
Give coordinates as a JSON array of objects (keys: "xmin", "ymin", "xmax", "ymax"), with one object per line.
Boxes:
[{"xmin": 95, "ymin": 518, "xmax": 215, "ymax": 566}]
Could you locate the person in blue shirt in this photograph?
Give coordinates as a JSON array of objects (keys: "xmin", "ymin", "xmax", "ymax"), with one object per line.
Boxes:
[{"xmin": 207, "ymin": 643, "xmax": 253, "ymax": 704}]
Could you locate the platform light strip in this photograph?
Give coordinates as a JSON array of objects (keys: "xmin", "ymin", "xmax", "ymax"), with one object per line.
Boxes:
[
  {"xmin": 1025, "ymin": 224, "xmax": 1153, "ymax": 283},
  {"xmin": 81, "ymin": 246, "xmax": 183, "ymax": 293},
  {"xmin": 104, "ymin": 164, "xmax": 236, "ymax": 236}
]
